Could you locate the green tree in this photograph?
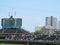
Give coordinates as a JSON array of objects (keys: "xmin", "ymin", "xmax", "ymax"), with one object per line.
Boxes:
[{"xmin": 34, "ymin": 30, "xmax": 44, "ymax": 36}]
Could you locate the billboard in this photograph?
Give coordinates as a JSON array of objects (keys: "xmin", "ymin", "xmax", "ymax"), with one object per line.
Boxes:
[{"xmin": 1, "ymin": 16, "xmax": 22, "ymax": 29}]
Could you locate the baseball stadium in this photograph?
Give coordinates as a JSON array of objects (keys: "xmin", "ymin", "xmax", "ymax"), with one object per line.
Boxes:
[
  {"xmin": 0, "ymin": 16, "xmax": 33, "ymax": 45},
  {"xmin": 0, "ymin": 15, "xmax": 59, "ymax": 45}
]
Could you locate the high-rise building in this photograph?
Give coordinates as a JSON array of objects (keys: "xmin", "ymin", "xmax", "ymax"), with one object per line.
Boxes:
[
  {"xmin": 46, "ymin": 16, "xmax": 57, "ymax": 29},
  {"xmin": 1, "ymin": 16, "xmax": 22, "ymax": 29},
  {"xmin": 58, "ymin": 21, "xmax": 60, "ymax": 29}
]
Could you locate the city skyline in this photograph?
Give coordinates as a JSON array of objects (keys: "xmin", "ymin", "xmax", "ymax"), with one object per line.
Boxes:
[
  {"xmin": 0, "ymin": 0, "xmax": 60, "ymax": 32},
  {"xmin": 46, "ymin": 16, "xmax": 57, "ymax": 29}
]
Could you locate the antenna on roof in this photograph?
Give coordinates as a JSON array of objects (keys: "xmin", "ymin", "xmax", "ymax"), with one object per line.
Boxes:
[
  {"xmin": 11, "ymin": 8, "xmax": 13, "ymax": 16},
  {"xmin": 8, "ymin": 12, "xmax": 10, "ymax": 17},
  {"xmin": 8, "ymin": 8, "xmax": 16, "ymax": 17},
  {"xmin": 15, "ymin": 11, "xmax": 16, "ymax": 16}
]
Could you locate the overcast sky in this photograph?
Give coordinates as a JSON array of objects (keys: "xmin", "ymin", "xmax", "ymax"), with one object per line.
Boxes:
[{"xmin": 0, "ymin": 0, "xmax": 60, "ymax": 32}]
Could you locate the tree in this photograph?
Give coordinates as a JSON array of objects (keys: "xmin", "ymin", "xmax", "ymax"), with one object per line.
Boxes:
[{"xmin": 34, "ymin": 30, "xmax": 44, "ymax": 36}]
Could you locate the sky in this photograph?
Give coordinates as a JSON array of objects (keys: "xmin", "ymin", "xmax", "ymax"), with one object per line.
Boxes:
[{"xmin": 0, "ymin": 0, "xmax": 60, "ymax": 32}]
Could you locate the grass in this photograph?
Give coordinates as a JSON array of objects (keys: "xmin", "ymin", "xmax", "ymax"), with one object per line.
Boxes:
[{"xmin": 0, "ymin": 43, "xmax": 20, "ymax": 45}]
